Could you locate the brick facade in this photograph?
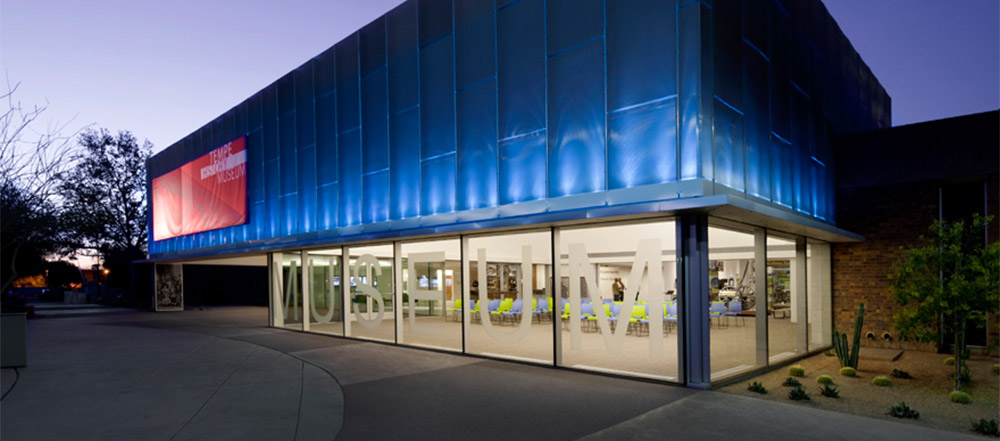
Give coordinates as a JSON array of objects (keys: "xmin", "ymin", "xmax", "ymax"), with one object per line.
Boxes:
[
  {"xmin": 832, "ymin": 111, "xmax": 999, "ymax": 354},
  {"xmin": 832, "ymin": 181, "xmax": 940, "ymax": 351},
  {"xmin": 833, "ymin": 176, "xmax": 999, "ymax": 353}
]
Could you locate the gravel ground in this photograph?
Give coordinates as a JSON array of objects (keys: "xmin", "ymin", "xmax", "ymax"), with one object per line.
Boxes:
[{"xmin": 718, "ymin": 350, "xmax": 1000, "ymax": 437}]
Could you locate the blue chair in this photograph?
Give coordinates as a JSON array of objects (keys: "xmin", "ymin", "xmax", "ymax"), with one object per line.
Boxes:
[
  {"xmin": 637, "ymin": 304, "xmax": 651, "ymax": 336},
  {"xmin": 501, "ymin": 298, "xmax": 524, "ymax": 325},
  {"xmin": 468, "ymin": 300, "xmax": 479, "ymax": 322},
  {"xmin": 580, "ymin": 302, "xmax": 596, "ymax": 331},
  {"xmin": 487, "ymin": 299, "xmax": 502, "ymax": 323},
  {"xmin": 664, "ymin": 302, "xmax": 678, "ymax": 334},
  {"xmin": 609, "ymin": 302, "xmax": 622, "ymax": 331},
  {"xmin": 588, "ymin": 302, "xmax": 621, "ymax": 332},
  {"xmin": 710, "ymin": 301, "xmax": 727, "ymax": 328},
  {"xmin": 533, "ymin": 297, "xmax": 549, "ymax": 323},
  {"xmin": 724, "ymin": 300, "xmax": 744, "ymax": 326},
  {"xmin": 628, "ymin": 304, "xmax": 649, "ymax": 335}
]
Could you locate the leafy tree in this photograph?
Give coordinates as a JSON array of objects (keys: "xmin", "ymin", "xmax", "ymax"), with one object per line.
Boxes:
[
  {"xmin": 58, "ymin": 129, "xmax": 151, "ymax": 286},
  {"xmin": 889, "ymin": 214, "xmax": 1000, "ymax": 390},
  {"xmin": 1, "ymin": 80, "xmax": 79, "ymax": 292}
]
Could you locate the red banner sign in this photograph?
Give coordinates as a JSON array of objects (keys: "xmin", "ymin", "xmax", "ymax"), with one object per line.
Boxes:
[{"xmin": 152, "ymin": 136, "xmax": 248, "ymax": 241}]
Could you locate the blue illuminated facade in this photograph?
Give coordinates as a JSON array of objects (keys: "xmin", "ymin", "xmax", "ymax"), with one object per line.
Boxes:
[{"xmin": 147, "ymin": 0, "xmax": 889, "ymax": 260}]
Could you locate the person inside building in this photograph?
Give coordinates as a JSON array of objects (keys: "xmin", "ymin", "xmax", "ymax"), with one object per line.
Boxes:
[{"xmin": 612, "ymin": 277, "xmax": 625, "ymax": 302}]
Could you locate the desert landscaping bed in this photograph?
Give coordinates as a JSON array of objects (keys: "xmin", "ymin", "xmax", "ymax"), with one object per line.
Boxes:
[{"xmin": 718, "ymin": 350, "xmax": 1000, "ymax": 436}]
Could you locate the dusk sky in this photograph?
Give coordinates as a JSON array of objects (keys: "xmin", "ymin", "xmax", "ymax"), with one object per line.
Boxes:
[{"xmin": 2, "ymin": 0, "xmax": 997, "ymax": 154}]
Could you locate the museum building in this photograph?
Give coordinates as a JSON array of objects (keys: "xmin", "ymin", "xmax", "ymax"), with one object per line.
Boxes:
[{"xmin": 145, "ymin": 0, "xmax": 893, "ymax": 388}]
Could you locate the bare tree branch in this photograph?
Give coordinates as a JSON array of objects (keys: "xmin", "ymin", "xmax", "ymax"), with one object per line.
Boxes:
[{"xmin": 1, "ymin": 75, "xmax": 87, "ymax": 292}]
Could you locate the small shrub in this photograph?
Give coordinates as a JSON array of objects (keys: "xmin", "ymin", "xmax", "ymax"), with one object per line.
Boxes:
[
  {"xmin": 823, "ymin": 349, "xmax": 835, "ymax": 357},
  {"xmin": 950, "ymin": 390, "xmax": 972, "ymax": 404},
  {"xmin": 787, "ymin": 385, "xmax": 810, "ymax": 401},
  {"xmin": 888, "ymin": 402, "xmax": 919, "ymax": 419},
  {"xmin": 944, "ymin": 357, "xmax": 956, "ymax": 366},
  {"xmin": 890, "ymin": 368, "xmax": 913, "ymax": 379},
  {"xmin": 747, "ymin": 381, "xmax": 767, "ymax": 394},
  {"xmin": 839, "ymin": 367, "xmax": 857, "ymax": 377},
  {"xmin": 872, "ymin": 376, "xmax": 892, "ymax": 387},
  {"xmin": 788, "ymin": 365, "xmax": 805, "ymax": 377},
  {"xmin": 782, "ymin": 377, "xmax": 802, "ymax": 387},
  {"xmin": 948, "ymin": 367, "xmax": 972, "ymax": 384},
  {"xmin": 816, "ymin": 375, "xmax": 834, "ymax": 385},
  {"xmin": 971, "ymin": 418, "xmax": 999, "ymax": 437},
  {"xmin": 993, "ymin": 364, "xmax": 999, "ymax": 376},
  {"xmin": 819, "ymin": 384, "xmax": 840, "ymax": 398}
]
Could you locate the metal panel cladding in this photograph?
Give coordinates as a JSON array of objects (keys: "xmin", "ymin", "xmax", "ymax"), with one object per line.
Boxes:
[{"xmin": 147, "ymin": 0, "xmax": 889, "ymax": 257}]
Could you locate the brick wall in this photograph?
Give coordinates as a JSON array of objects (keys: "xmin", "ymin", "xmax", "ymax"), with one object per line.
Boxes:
[
  {"xmin": 833, "ymin": 176, "xmax": 999, "ymax": 352},
  {"xmin": 833, "ymin": 181, "xmax": 940, "ymax": 351}
]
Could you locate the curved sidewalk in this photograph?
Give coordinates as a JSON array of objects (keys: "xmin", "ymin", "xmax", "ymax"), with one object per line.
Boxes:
[{"xmin": 0, "ymin": 307, "xmax": 343, "ymax": 441}]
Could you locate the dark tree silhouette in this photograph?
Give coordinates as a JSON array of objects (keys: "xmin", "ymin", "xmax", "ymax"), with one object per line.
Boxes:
[{"xmin": 58, "ymin": 129, "xmax": 151, "ymax": 286}]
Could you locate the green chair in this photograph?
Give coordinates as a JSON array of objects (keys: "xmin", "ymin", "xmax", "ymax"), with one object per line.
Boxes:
[
  {"xmin": 628, "ymin": 304, "xmax": 649, "ymax": 336},
  {"xmin": 469, "ymin": 299, "xmax": 480, "ymax": 322},
  {"xmin": 492, "ymin": 298, "xmax": 513, "ymax": 324},
  {"xmin": 588, "ymin": 303, "xmax": 619, "ymax": 332},
  {"xmin": 447, "ymin": 298, "xmax": 462, "ymax": 321}
]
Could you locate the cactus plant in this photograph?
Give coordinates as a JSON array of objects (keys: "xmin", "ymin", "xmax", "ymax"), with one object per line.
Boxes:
[
  {"xmin": 839, "ymin": 367, "xmax": 856, "ymax": 377},
  {"xmin": 788, "ymin": 365, "xmax": 805, "ymax": 377},
  {"xmin": 782, "ymin": 377, "xmax": 802, "ymax": 387},
  {"xmin": 890, "ymin": 368, "xmax": 913, "ymax": 379},
  {"xmin": 950, "ymin": 390, "xmax": 972, "ymax": 404},
  {"xmin": 787, "ymin": 385, "xmax": 810, "ymax": 401},
  {"xmin": 832, "ymin": 303, "xmax": 864, "ymax": 369},
  {"xmin": 747, "ymin": 381, "xmax": 767, "ymax": 394},
  {"xmin": 888, "ymin": 402, "xmax": 919, "ymax": 419},
  {"xmin": 971, "ymin": 418, "xmax": 999, "ymax": 437},
  {"xmin": 816, "ymin": 375, "xmax": 834, "ymax": 385},
  {"xmin": 819, "ymin": 384, "xmax": 840, "ymax": 398},
  {"xmin": 872, "ymin": 376, "xmax": 892, "ymax": 386},
  {"xmin": 944, "ymin": 357, "xmax": 956, "ymax": 366},
  {"xmin": 992, "ymin": 364, "xmax": 999, "ymax": 375}
]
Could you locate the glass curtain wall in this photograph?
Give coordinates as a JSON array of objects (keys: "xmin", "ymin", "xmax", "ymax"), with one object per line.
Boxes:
[
  {"xmin": 266, "ymin": 219, "xmax": 834, "ymax": 385},
  {"xmin": 271, "ymin": 252, "xmax": 304, "ymax": 330},
  {"xmin": 807, "ymin": 240, "xmax": 832, "ymax": 350},
  {"xmin": 557, "ymin": 220, "xmax": 679, "ymax": 381},
  {"xmin": 464, "ymin": 230, "xmax": 553, "ymax": 364},
  {"xmin": 345, "ymin": 244, "xmax": 395, "ymax": 343},
  {"xmin": 707, "ymin": 226, "xmax": 761, "ymax": 380},
  {"xmin": 398, "ymin": 238, "xmax": 462, "ymax": 351},
  {"xmin": 307, "ymin": 248, "xmax": 344, "ymax": 336},
  {"xmin": 767, "ymin": 235, "xmax": 804, "ymax": 362}
]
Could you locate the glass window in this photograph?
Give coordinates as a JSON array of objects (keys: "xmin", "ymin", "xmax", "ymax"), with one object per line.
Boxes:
[
  {"xmin": 767, "ymin": 235, "xmax": 804, "ymax": 362},
  {"xmin": 708, "ymin": 226, "xmax": 761, "ymax": 380},
  {"xmin": 557, "ymin": 220, "xmax": 678, "ymax": 381},
  {"xmin": 307, "ymin": 249, "xmax": 344, "ymax": 336},
  {"xmin": 807, "ymin": 240, "xmax": 832, "ymax": 350},
  {"xmin": 272, "ymin": 252, "xmax": 303, "ymax": 331},
  {"xmin": 464, "ymin": 230, "xmax": 553, "ymax": 364},
  {"xmin": 399, "ymin": 238, "xmax": 462, "ymax": 352},
  {"xmin": 345, "ymin": 244, "xmax": 395, "ymax": 343}
]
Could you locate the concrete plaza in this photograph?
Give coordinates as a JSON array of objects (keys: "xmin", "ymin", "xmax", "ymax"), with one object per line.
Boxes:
[{"xmin": 0, "ymin": 306, "xmax": 980, "ymax": 440}]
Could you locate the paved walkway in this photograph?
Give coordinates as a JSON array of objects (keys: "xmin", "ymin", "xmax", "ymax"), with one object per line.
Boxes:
[{"xmin": 0, "ymin": 306, "xmax": 983, "ymax": 441}]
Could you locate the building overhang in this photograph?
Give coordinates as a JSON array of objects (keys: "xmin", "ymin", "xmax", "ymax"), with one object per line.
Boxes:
[{"xmin": 144, "ymin": 179, "xmax": 861, "ymax": 263}]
